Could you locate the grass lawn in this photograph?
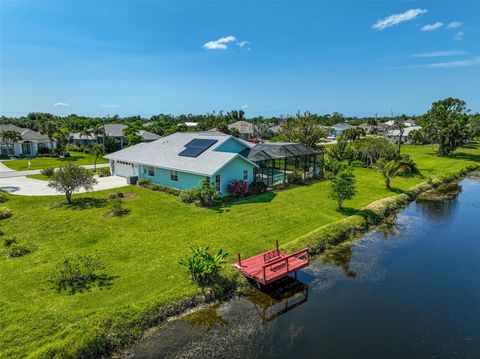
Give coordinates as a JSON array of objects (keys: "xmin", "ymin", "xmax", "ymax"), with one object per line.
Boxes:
[
  {"xmin": 27, "ymin": 169, "xmax": 99, "ymax": 181},
  {"xmin": 0, "ymin": 151, "xmax": 108, "ymax": 171},
  {"xmin": 1, "ymin": 143, "xmax": 479, "ymax": 357}
]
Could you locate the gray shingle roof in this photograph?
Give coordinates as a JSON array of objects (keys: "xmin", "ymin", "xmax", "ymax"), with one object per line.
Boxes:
[
  {"xmin": 0, "ymin": 124, "xmax": 49, "ymax": 141},
  {"xmin": 331, "ymin": 123, "xmax": 355, "ymax": 131},
  {"xmin": 105, "ymin": 132, "xmax": 256, "ymax": 176}
]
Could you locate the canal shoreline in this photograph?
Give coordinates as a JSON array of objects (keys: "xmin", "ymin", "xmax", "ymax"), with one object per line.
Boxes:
[{"xmin": 112, "ymin": 165, "xmax": 479, "ymax": 359}]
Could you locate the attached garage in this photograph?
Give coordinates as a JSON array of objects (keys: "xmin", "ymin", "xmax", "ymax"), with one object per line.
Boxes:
[{"xmin": 111, "ymin": 160, "xmax": 139, "ymax": 178}]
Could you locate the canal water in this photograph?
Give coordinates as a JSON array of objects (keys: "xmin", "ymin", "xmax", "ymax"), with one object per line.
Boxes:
[{"xmin": 126, "ymin": 174, "xmax": 480, "ymax": 359}]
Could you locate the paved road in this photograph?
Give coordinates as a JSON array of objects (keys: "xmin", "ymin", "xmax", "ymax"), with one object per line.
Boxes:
[
  {"xmin": 0, "ymin": 163, "xmax": 110, "ymax": 178},
  {"xmin": 0, "ymin": 175, "xmax": 128, "ymax": 196}
]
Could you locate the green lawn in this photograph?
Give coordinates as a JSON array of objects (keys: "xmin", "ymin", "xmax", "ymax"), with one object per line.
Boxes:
[
  {"xmin": 1, "ymin": 151, "xmax": 108, "ymax": 171},
  {"xmin": 1, "ymin": 143, "xmax": 479, "ymax": 357}
]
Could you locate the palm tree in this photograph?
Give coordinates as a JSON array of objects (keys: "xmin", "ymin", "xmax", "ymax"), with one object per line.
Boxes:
[
  {"xmin": 89, "ymin": 144, "xmax": 105, "ymax": 172},
  {"xmin": 373, "ymin": 158, "xmax": 400, "ymax": 190},
  {"xmin": 39, "ymin": 119, "xmax": 59, "ymax": 152},
  {"xmin": 53, "ymin": 127, "xmax": 72, "ymax": 156},
  {"xmin": 79, "ymin": 127, "xmax": 92, "ymax": 143},
  {"xmin": 91, "ymin": 124, "xmax": 104, "ymax": 144},
  {"xmin": 0, "ymin": 130, "xmax": 22, "ymax": 156}
]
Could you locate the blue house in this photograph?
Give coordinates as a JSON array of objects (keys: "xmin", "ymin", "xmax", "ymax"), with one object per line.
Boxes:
[
  {"xmin": 330, "ymin": 123, "xmax": 355, "ymax": 138},
  {"xmin": 105, "ymin": 132, "xmax": 258, "ymax": 195}
]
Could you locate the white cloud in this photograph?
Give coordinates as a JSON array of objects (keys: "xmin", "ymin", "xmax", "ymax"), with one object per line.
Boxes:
[
  {"xmin": 100, "ymin": 103, "xmax": 119, "ymax": 108},
  {"xmin": 372, "ymin": 8, "xmax": 427, "ymax": 30},
  {"xmin": 413, "ymin": 57, "xmax": 480, "ymax": 68},
  {"xmin": 448, "ymin": 21, "xmax": 463, "ymax": 29},
  {"xmin": 53, "ymin": 102, "xmax": 70, "ymax": 107},
  {"xmin": 454, "ymin": 31, "xmax": 464, "ymax": 41},
  {"xmin": 412, "ymin": 50, "xmax": 468, "ymax": 58},
  {"xmin": 421, "ymin": 22, "xmax": 444, "ymax": 31},
  {"xmin": 241, "ymin": 104, "xmax": 248, "ymax": 109},
  {"xmin": 203, "ymin": 36, "xmax": 237, "ymax": 50},
  {"xmin": 236, "ymin": 41, "xmax": 250, "ymax": 48}
]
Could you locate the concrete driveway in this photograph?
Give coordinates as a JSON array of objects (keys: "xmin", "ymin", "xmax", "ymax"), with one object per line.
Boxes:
[{"xmin": 0, "ymin": 175, "xmax": 128, "ymax": 196}]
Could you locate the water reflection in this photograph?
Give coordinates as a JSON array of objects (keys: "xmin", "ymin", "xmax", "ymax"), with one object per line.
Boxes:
[{"xmin": 243, "ymin": 276, "xmax": 309, "ymax": 323}]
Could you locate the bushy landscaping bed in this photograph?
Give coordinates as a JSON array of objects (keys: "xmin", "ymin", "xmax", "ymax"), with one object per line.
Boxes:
[{"xmin": 0, "ymin": 143, "xmax": 479, "ymax": 357}]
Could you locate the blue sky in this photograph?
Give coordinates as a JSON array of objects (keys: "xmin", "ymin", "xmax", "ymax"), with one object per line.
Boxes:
[{"xmin": 1, "ymin": 1, "xmax": 479, "ymax": 118}]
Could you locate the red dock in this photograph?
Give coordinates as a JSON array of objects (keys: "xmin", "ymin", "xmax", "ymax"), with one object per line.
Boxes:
[{"xmin": 232, "ymin": 242, "xmax": 309, "ymax": 286}]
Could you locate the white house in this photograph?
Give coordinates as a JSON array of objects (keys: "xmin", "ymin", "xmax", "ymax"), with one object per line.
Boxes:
[
  {"xmin": 0, "ymin": 124, "xmax": 55, "ymax": 158},
  {"xmin": 385, "ymin": 126, "xmax": 422, "ymax": 144}
]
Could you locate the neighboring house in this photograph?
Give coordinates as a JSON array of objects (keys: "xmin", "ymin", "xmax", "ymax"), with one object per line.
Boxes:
[
  {"xmin": 269, "ymin": 124, "xmax": 281, "ymax": 134},
  {"xmin": 71, "ymin": 123, "xmax": 161, "ymax": 148},
  {"xmin": 0, "ymin": 124, "xmax": 55, "ymax": 158},
  {"xmin": 330, "ymin": 123, "xmax": 355, "ymax": 137},
  {"xmin": 105, "ymin": 132, "xmax": 258, "ymax": 196},
  {"xmin": 228, "ymin": 121, "xmax": 256, "ymax": 139},
  {"xmin": 385, "ymin": 126, "xmax": 422, "ymax": 144}
]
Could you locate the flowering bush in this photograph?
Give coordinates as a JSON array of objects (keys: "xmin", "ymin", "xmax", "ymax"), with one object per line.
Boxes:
[{"xmin": 227, "ymin": 180, "xmax": 249, "ymax": 199}]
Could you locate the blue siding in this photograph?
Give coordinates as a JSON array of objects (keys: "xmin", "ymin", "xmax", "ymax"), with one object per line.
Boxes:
[
  {"xmin": 214, "ymin": 138, "xmax": 248, "ymax": 154},
  {"xmin": 213, "ymin": 156, "xmax": 255, "ymax": 195},
  {"xmin": 139, "ymin": 164, "xmax": 206, "ymax": 190},
  {"xmin": 138, "ymin": 156, "xmax": 255, "ymax": 196}
]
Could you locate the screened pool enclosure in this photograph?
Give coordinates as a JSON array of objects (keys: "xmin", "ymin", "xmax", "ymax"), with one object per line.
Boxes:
[{"xmin": 247, "ymin": 143, "xmax": 323, "ymax": 187}]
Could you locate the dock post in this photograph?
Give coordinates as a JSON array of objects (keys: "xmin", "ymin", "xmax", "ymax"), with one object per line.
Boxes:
[
  {"xmin": 276, "ymin": 240, "xmax": 279, "ymax": 252},
  {"xmin": 237, "ymin": 253, "xmax": 242, "ymax": 267}
]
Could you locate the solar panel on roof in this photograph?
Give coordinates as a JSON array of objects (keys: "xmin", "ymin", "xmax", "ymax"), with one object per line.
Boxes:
[
  {"xmin": 185, "ymin": 139, "xmax": 218, "ymax": 148},
  {"xmin": 178, "ymin": 138, "xmax": 218, "ymax": 158},
  {"xmin": 179, "ymin": 147, "xmax": 206, "ymax": 157}
]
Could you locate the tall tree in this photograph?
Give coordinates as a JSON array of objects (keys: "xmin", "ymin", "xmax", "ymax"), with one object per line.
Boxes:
[
  {"xmin": 39, "ymin": 117, "xmax": 59, "ymax": 151},
  {"xmin": 391, "ymin": 118, "xmax": 406, "ymax": 155},
  {"xmin": 88, "ymin": 144, "xmax": 105, "ymax": 172},
  {"xmin": 423, "ymin": 98, "xmax": 471, "ymax": 156},
  {"xmin": 278, "ymin": 111, "xmax": 327, "ymax": 148},
  {"xmin": 90, "ymin": 124, "xmax": 104, "ymax": 144},
  {"xmin": 54, "ymin": 128, "xmax": 72, "ymax": 156}
]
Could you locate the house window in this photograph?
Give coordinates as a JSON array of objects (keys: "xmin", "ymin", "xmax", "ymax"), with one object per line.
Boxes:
[
  {"xmin": 243, "ymin": 170, "xmax": 248, "ymax": 181},
  {"xmin": 147, "ymin": 166, "xmax": 154, "ymax": 176},
  {"xmin": 21, "ymin": 142, "xmax": 32, "ymax": 155},
  {"xmin": 205, "ymin": 176, "xmax": 210, "ymax": 186},
  {"xmin": 171, "ymin": 170, "xmax": 178, "ymax": 182},
  {"xmin": 215, "ymin": 175, "xmax": 221, "ymax": 191}
]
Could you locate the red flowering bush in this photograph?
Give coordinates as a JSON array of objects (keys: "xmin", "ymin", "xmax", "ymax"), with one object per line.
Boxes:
[{"xmin": 227, "ymin": 180, "xmax": 249, "ymax": 199}]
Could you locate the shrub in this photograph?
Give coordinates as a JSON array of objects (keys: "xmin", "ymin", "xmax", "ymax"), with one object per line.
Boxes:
[
  {"xmin": 247, "ymin": 181, "xmax": 267, "ymax": 196},
  {"xmin": 63, "ymin": 152, "xmax": 71, "ymax": 158},
  {"xmin": 138, "ymin": 179, "xmax": 180, "ymax": 196},
  {"xmin": 138, "ymin": 178, "xmax": 150, "ymax": 187},
  {"xmin": 6, "ymin": 243, "xmax": 31, "ymax": 258},
  {"xmin": 351, "ymin": 137, "xmax": 397, "ymax": 167},
  {"xmin": 109, "ymin": 197, "xmax": 128, "ymax": 216},
  {"xmin": 227, "ymin": 180, "xmax": 248, "ymax": 199},
  {"xmin": 3, "ymin": 237, "xmax": 17, "ymax": 247},
  {"xmin": 97, "ymin": 168, "xmax": 111, "ymax": 177},
  {"xmin": 0, "ymin": 206, "xmax": 12, "ymax": 220},
  {"xmin": 49, "ymin": 253, "xmax": 106, "ymax": 294},
  {"xmin": 107, "ymin": 192, "xmax": 124, "ymax": 200},
  {"xmin": 396, "ymin": 154, "xmax": 418, "ymax": 177},
  {"xmin": 0, "ymin": 193, "xmax": 8, "ymax": 203},
  {"xmin": 179, "ymin": 246, "xmax": 228, "ymax": 287},
  {"xmin": 37, "ymin": 146, "xmax": 52, "ymax": 155},
  {"xmin": 41, "ymin": 167, "xmax": 55, "ymax": 177},
  {"xmin": 287, "ymin": 171, "xmax": 304, "ymax": 185},
  {"xmin": 179, "ymin": 183, "xmax": 220, "ymax": 207}
]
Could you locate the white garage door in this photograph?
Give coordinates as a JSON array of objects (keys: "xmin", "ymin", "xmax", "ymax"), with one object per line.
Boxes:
[{"xmin": 114, "ymin": 160, "xmax": 139, "ymax": 178}]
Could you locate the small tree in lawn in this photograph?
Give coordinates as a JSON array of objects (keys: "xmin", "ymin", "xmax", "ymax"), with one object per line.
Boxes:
[
  {"xmin": 373, "ymin": 158, "xmax": 400, "ymax": 190},
  {"xmin": 48, "ymin": 164, "xmax": 97, "ymax": 204},
  {"xmin": 329, "ymin": 168, "xmax": 356, "ymax": 210},
  {"xmin": 89, "ymin": 144, "xmax": 105, "ymax": 172}
]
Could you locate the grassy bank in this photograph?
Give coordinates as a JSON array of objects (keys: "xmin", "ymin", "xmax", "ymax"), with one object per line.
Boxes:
[
  {"xmin": 1, "ymin": 143, "xmax": 479, "ymax": 357},
  {"xmin": 1, "ymin": 151, "xmax": 108, "ymax": 171}
]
